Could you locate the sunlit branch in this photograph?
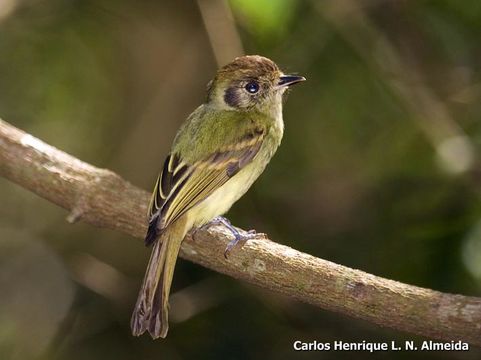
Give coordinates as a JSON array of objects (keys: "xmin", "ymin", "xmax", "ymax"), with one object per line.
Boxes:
[{"xmin": 1, "ymin": 118, "xmax": 481, "ymax": 345}]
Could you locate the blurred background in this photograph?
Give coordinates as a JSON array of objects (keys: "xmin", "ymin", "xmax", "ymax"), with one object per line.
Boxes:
[{"xmin": 1, "ymin": 0, "xmax": 481, "ymax": 359}]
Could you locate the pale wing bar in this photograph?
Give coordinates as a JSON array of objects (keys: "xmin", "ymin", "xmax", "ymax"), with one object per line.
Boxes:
[{"xmin": 144, "ymin": 128, "xmax": 265, "ymax": 246}]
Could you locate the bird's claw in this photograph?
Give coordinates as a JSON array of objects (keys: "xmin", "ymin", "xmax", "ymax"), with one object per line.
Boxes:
[
  {"xmin": 193, "ymin": 216, "xmax": 266, "ymax": 258},
  {"xmin": 223, "ymin": 230, "xmax": 266, "ymax": 259}
]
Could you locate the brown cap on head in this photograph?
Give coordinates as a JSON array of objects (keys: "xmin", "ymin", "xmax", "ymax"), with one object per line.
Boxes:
[{"xmin": 216, "ymin": 55, "xmax": 281, "ymax": 80}]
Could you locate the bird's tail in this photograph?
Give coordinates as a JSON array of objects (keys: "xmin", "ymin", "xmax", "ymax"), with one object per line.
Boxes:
[{"xmin": 131, "ymin": 217, "xmax": 188, "ymax": 339}]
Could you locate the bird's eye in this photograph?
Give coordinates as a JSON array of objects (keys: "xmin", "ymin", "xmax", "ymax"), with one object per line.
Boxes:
[{"xmin": 245, "ymin": 81, "xmax": 259, "ymax": 94}]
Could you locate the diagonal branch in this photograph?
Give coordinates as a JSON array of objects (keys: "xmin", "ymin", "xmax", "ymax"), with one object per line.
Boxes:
[{"xmin": 1, "ymin": 118, "xmax": 480, "ymax": 345}]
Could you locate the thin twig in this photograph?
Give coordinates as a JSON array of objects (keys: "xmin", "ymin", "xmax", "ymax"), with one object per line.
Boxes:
[{"xmin": 197, "ymin": 0, "xmax": 244, "ymax": 66}]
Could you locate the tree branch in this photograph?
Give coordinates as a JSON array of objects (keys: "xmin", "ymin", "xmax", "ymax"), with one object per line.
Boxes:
[{"xmin": 1, "ymin": 118, "xmax": 480, "ymax": 345}]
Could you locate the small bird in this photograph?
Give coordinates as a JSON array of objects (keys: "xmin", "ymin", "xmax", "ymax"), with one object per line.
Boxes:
[{"xmin": 131, "ymin": 55, "xmax": 305, "ymax": 339}]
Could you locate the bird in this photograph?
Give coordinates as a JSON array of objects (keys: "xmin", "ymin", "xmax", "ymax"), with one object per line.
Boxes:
[{"xmin": 131, "ymin": 55, "xmax": 305, "ymax": 339}]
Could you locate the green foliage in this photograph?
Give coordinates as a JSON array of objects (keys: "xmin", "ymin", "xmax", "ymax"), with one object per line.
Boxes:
[{"xmin": 229, "ymin": 0, "xmax": 298, "ymax": 42}]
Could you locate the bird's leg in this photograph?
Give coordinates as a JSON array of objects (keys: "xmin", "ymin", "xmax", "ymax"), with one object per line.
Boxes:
[
  {"xmin": 192, "ymin": 216, "xmax": 225, "ymax": 240},
  {"xmin": 193, "ymin": 216, "xmax": 266, "ymax": 257},
  {"xmin": 207, "ymin": 216, "xmax": 267, "ymax": 258},
  {"xmin": 192, "ymin": 216, "xmax": 225, "ymax": 236},
  {"xmin": 205, "ymin": 216, "xmax": 229, "ymax": 228}
]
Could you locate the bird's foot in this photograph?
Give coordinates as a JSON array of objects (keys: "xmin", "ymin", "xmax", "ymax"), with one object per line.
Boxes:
[
  {"xmin": 212, "ymin": 217, "xmax": 266, "ymax": 258},
  {"xmin": 224, "ymin": 229, "xmax": 266, "ymax": 259},
  {"xmin": 193, "ymin": 216, "xmax": 266, "ymax": 257}
]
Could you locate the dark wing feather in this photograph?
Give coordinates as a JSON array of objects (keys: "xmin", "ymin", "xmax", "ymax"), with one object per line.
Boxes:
[
  {"xmin": 144, "ymin": 128, "xmax": 265, "ymax": 246},
  {"xmin": 145, "ymin": 154, "xmax": 191, "ymax": 245}
]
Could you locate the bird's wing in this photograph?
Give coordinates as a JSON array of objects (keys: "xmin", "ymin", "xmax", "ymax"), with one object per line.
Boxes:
[{"xmin": 145, "ymin": 127, "xmax": 265, "ymax": 246}]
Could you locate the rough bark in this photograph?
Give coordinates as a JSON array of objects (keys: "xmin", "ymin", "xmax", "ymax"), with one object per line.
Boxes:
[{"xmin": 1, "ymin": 118, "xmax": 480, "ymax": 345}]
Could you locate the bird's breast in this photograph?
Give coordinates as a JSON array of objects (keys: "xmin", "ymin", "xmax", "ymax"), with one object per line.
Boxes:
[{"xmin": 189, "ymin": 121, "xmax": 283, "ymax": 227}]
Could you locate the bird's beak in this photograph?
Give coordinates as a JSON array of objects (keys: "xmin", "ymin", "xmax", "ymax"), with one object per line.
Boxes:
[{"xmin": 278, "ymin": 75, "xmax": 306, "ymax": 87}]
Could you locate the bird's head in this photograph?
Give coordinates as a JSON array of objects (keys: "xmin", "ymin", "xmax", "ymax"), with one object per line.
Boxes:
[{"xmin": 207, "ymin": 55, "xmax": 305, "ymax": 116}]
